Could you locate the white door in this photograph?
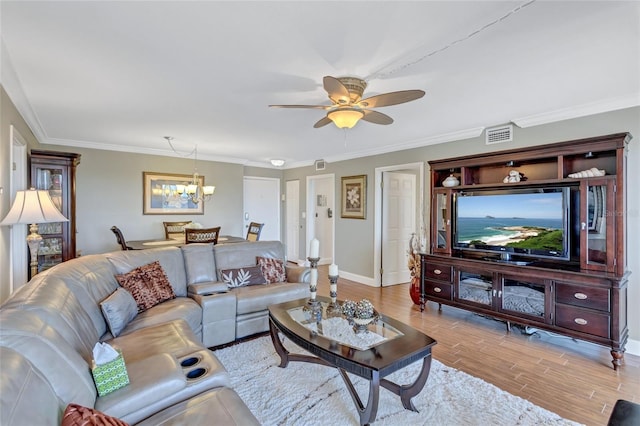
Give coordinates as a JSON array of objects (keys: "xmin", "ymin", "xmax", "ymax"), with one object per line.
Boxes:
[
  {"xmin": 306, "ymin": 174, "xmax": 334, "ymax": 264},
  {"xmin": 285, "ymin": 180, "xmax": 300, "ymax": 262},
  {"xmin": 243, "ymin": 177, "xmax": 280, "ymax": 241},
  {"xmin": 381, "ymin": 172, "xmax": 416, "ymax": 286}
]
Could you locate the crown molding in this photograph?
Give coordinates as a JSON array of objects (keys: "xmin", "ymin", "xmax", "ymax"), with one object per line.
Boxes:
[
  {"xmin": 511, "ymin": 93, "xmax": 640, "ymax": 128},
  {"xmin": 1, "ymin": 40, "xmax": 49, "ymax": 143},
  {"xmin": 43, "ymin": 137, "xmax": 251, "ymax": 165},
  {"xmin": 321, "ymin": 126, "xmax": 487, "ymax": 165}
]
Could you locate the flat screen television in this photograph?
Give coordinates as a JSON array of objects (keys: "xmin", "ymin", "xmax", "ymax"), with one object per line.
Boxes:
[{"xmin": 453, "ymin": 187, "xmax": 570, "ymax": 262}]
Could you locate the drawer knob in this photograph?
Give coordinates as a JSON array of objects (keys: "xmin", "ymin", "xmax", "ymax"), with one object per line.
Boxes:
[
  {"xmin": 433, "ymin": 269, "xmax": 442, "ymax": 275},
  {"xmin": 434, "ymin": 287, "xmax": 442, "ymax": 293},
  {"xmin": 574, "ymin": 292, "xmax": 588, "ymax": 300},
  {"xmin": 574, "ymin": 318, "xmax": 588, "ymax": 325}
]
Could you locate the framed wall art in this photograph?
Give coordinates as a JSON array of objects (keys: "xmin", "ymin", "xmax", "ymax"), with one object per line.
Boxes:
[
  {"xmin": 341, "ymin": 175, "xmax": 366, "ymax": 219},
  {"xmin": 143, "ymin": 172, "xmax": 204, "ymax": 215}
]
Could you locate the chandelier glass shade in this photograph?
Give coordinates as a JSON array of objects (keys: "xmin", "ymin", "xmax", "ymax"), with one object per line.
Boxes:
[
  {"xmin": 175, "ymin": 172, "xmax": 215, "ymax": 204},
  {"xmin": 164, "ymin": 137, "xmax": 215, "ymax": 204},
  {"xmin": 328, "ymin": 108, "xmax": 364, "ymax": 129}
]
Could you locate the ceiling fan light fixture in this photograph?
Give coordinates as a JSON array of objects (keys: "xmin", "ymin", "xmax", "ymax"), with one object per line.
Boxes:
[{"xmin": 328, "ymin": 108, "xmax": 364, "ymax": 129}]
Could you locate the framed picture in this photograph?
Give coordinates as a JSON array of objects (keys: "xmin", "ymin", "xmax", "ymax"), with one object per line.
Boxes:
[
  {"xmin": 341, "ymin": 175, "xmax": 367, "ymax": 219},
  {"xmin": 143, "ymin": 172, "xmax": 205, "ymax": 215}
]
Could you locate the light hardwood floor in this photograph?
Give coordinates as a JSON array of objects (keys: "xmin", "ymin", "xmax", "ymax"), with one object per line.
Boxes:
[{"xmin": 312, "ymin": 265, "xmax": 639, "ymax": 426}]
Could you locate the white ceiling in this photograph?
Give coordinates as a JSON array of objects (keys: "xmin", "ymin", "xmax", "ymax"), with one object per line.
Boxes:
[{"xmin": 1, "ymin": 1, "xmax": 638, "ymax": 168}]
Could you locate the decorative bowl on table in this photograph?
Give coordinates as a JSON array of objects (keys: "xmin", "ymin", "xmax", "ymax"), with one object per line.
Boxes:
[{"xmin": 344, "ymin": 299, "xmax": 379, "ymax": 334}]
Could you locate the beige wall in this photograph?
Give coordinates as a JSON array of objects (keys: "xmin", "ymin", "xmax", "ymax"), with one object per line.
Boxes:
[
  {"xmin": 0, "ymin": 86, "xmax": 40, "ymax": 302},
  {"xmin": 35, "ymin": 146, "xmax": 257, "ymax": 257},
  {"xmin": 284, "ymin": 106, "xmax": 640, "ymax": 346},
  {"xmin": 1, "ymin": 87, "xmax": 638, "ymax": 347}
]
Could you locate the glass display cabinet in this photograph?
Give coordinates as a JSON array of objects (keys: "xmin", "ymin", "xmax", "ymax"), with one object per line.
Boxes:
[{"xmin": 29, "ymin": 150, "xmax": 81, "ymax": 278}]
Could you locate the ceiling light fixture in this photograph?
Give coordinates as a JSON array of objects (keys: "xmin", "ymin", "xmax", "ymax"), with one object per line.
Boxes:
[
  {"xmin": 270, "ymin": 159, "xmax": 285, "ymax": 167},
  {"xmin": 164, "ymin": 137, "xmax": 215, "ymax": 204},
  {"xmin": 327, "ymin": 108, "xmax": 364, "ymax": 129}
]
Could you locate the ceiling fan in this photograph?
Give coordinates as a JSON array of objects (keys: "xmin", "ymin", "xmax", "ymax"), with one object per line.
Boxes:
[{"xmin": 269, "ymin": 76, "xmax": 425, "ymax": 129}]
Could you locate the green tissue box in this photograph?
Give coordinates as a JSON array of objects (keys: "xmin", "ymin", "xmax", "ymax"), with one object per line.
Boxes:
[{"xmin": 92, "ymin": 350, "xmax": 129, "ymax": 396}]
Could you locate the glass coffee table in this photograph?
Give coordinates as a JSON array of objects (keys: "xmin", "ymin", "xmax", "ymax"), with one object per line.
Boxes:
[{"xmin": 268, "ymin": 296, "xmax": 437, "ymax": 425}]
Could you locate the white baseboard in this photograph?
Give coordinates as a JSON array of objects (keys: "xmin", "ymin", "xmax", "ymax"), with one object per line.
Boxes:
[
  {"xmin": 338, "ymin": 271, "xmax": 377, "ymax": 287},
  {"xmin": 626, "ymin": 338, "xmax": 640, "ymax": 356}
]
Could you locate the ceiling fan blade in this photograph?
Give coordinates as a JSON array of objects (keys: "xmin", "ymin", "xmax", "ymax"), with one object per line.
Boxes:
[
  {"xmin": 323, "ymin": 76, "xmax": 351, "ymax": 105},
  {"xmin": 361, "ymin": 109, "xmax": 394, "ymax": 125},
  {"xmin": 269, "ymin": 104, "xmax": 330, "ymax": 110},
  {"xmin": 357, "ymin": 90, "xmax": 425, "ymax": 108},
  {"xmin": 313, "ymin": 116, "xmax": 333, "ymax": 128}
]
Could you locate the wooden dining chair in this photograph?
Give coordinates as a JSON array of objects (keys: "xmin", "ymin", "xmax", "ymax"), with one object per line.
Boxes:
[
  {"xmin": 163, "ymin": 221, "xmax": 192, "ymax": 241},
  {"xmin": 110, "ymin": 226, "xmax": 133, "ymax": 250},
  {"xmin": 185, "ymin": 227, "xmax": 221, "ymax": 244},
  {"xmin": 246, "ymin": 222, "xmax": 264, "ymax": 241}
]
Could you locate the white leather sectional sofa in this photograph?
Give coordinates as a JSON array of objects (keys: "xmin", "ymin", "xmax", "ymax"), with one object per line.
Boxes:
[{"xmin": 0, "ymin": 240, "xmax": 309, "ymax": 425}]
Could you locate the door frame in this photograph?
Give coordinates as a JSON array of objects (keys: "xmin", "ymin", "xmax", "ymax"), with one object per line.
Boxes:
[
  {"xmin": 305, "ymin": 173, "xmax": 335, "ymax": 264},
  {"xmin": 374, "ymin": 162, "xmax": 425, "ymax": 287},
  {"xmin": 285, "ymin": 179, "xmax": 300, "ymax": 263},
  {"xmin": 9, "ymin": 125, "xmax": 28, "ymax": 294}
]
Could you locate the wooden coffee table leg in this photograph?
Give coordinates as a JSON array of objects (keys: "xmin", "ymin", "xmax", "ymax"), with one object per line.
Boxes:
[
  {"xmin": 380, "ymin": 354, "xmax": 432, "ymax": 412},
  {"xmin": 338, "ymin": 368, "xmax": 380, "ymax": 426},
  {"xmin": 269, "ymin": 318, "xmax": 290, "ymax": 367},
  {"xmin": 269, "ymin": 318, "xmax": 334, "ymax": 368}
]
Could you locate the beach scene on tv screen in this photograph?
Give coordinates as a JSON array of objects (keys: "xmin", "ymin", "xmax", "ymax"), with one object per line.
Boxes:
[{"xmin": 456, "ymin": 192, "xmax": 564, "ymax": 252}]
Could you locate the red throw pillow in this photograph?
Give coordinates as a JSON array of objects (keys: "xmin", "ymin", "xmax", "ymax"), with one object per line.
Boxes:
[
  {"xmin": 115, "ymin": 261, "xmax": 176, "ymax": 312},
  {"xmin": 62, "ymin": 403, "xmax": 129, "ymax": 426},
  {"xmin": 257, "ymin": 256, "xmax": 286, "ymax": 283}
]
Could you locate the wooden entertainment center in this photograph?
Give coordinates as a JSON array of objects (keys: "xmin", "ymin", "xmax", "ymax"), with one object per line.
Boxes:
[{"xmin": 420, "ymin": 133, "xmax": 631, "ymax": 369}]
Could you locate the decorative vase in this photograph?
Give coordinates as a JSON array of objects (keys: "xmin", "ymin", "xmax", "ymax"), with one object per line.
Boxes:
[
  {"xmin": 410, "ymin": 276, "xmax": 421, "ymax": 305},
  {"xmin": 442, "ymin": 174, "xmax": 460, "ymax": 187}
]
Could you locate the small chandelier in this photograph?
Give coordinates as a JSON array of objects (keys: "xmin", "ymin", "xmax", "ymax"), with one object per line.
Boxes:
[{"xmin": 165, "ymin": 137, "xmax": 215, "ymax": 204}]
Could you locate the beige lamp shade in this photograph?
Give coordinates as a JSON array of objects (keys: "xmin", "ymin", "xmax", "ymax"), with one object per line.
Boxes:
[{"xmin": 0, "ymin": 189, "xmax": 68, "ymax": 226}]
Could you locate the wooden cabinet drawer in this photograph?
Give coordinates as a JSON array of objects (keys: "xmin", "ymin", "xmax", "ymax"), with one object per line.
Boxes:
[
  {"xmin": 423, "ymin": 280, "xmax": 453, "ymax": 300},
  {"xmin": 556, "ymin": 283, "xmax": 609, "ymax": 311},
  {"xmin": 424, "ymin": 263, "xmax": 452, "ymax": 282},
  {"xmin": 555, "ymin": 305, "xmax": 610, "ymax": 338}
]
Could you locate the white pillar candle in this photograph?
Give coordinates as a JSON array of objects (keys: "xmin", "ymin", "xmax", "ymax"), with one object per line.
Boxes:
[
  {"xmin": 309, "ymin": 238, "xmax": 320, "ymax": 258},
  {"xmin": 329, "ymin": 263, "xmax": 338, "ymax": 276}
]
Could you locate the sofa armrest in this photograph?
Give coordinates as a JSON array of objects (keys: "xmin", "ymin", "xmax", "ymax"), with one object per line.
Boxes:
[
  {"xmin": 95, "ymin": 353, "xmax": 185, "ymax": 420},
  {"xmin": 188, "ymin": 281, "xmax": 228, "ymax": 296},
  {"xmin": 286, "ymin": 265, "xmax": 310, "ymax": 283}
]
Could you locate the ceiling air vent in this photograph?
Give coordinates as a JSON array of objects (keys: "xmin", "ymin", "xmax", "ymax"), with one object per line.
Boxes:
[
  {"xmin": 315, "ymin": 159, "xmax": 326, "ymax": 171},
  {"xmin": 485, "ymin": 125, "xmax": 513, "ymax": 145}
]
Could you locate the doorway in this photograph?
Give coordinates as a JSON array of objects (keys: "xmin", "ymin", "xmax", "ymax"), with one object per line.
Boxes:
[
  {"xmin": 285, "ymin": 180, "xmax": 300, "ymax": 262},
  {"xmin": 305, "ymin": 174, "xmax": 335, "ymax": 264},
  {"xmin": 243, "ymin": 177, "xmax": 281, "ymax": 241},
  {"xmin": 374, "ymin": 162, "xmax": 424, "ymax": 287}
]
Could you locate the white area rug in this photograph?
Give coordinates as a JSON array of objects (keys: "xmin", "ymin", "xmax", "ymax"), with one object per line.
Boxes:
[{"xmin": 213, "ymin": 336, "xmax": 581, "ymax": 425}]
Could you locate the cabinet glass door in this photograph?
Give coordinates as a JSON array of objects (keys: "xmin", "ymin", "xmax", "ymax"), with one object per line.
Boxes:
[
  {"xmin": 457, "ymin": 270, "xmax": 493, "ymax": 306},
  {"xmin": 34, "ymin": 166, "xmax": 65, "ymax": 273},
  {"xmin": 432, "ymin": 190, "xmax": 452, "ymax": 253},
  {"xmin": 580, "ymin": 179, "xmax": 613, "ymax": 272},
  {"xmin": 500, "ymin": 277, "xmax": 547, "ymax": 321}
]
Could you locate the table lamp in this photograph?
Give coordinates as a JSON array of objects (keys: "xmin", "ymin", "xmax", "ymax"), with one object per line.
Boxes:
[{"xmin": 0, "ymin": 188, "xmax": 69, "ymax": 277}]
